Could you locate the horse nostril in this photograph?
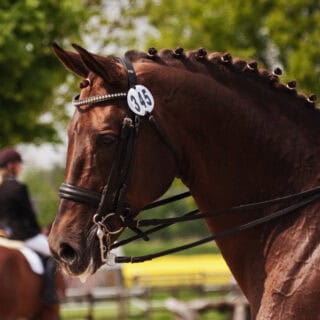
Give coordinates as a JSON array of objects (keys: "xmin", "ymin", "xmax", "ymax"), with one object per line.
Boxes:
[{"xmin": 59, "ymin": 243, "xmax": 77, "ymax": 264}]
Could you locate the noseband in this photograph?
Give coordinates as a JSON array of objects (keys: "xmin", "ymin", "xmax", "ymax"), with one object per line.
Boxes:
[{"xmin": 59, "ymin": 55, "xmax": 320, "ymax": 265}]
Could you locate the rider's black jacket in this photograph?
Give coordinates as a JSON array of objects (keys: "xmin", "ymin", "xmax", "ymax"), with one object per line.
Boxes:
[{"xmin": 0, "ymin": 175, "xmax": 41, "ymax": 240}]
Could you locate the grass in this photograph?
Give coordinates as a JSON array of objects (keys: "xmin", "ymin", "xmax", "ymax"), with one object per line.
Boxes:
[
  {"xmin": 62, "ymin": 309, "xmax": 231, "ymax": 320},
  {"xmin": 61, "ymin": 296, "xmax": 233, "ymax": 320}
]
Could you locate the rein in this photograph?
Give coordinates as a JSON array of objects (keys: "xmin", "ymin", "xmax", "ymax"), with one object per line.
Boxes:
[
  {"xmin": 112, "ymin": 186, "xmax": 320, "ymax": 263},
  {"xmin": 59, "ymin": 55, "xmax": 320, "ymax": 265}
]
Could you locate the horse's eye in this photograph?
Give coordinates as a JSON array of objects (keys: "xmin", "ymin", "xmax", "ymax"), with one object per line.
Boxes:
[{"xmin": 97, "ymin": 134, "xmax": 118, "ymax": 146}]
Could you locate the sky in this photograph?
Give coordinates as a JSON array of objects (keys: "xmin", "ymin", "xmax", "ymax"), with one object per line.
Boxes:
[{"xmin": 19, "ymin": 143, "xmax": 67, "ymax": 171}]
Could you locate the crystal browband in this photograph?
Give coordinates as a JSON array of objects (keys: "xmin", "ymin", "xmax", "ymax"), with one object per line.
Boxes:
[{"xmin": 72, "ymin": 92, "xmax": 127, "ymax": 107}]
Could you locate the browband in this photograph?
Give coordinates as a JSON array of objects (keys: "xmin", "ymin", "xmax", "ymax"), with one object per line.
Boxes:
[{"xmin": 72, "ymin": 92, "xmax": 127, "ymax": 107}]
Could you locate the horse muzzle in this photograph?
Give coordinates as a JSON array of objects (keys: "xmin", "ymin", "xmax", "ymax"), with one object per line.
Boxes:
[{"xmin": 49, "ymin": 228, "xmax": 100, "ymax": 276}]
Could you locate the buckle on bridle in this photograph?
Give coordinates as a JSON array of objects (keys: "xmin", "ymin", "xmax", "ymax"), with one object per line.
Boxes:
[
  {"xmin": 94, "ymin": 213, "xmax": 125, "ymax": 265},
  {"xmin": 102, "ymin": 213, "xmax": 125, "ymax": 235},
  {"xmin": 93, "ymin": 213, "xmax": 125, "ymax": 235}
]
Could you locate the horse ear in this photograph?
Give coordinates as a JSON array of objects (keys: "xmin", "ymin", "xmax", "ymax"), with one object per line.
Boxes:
[
  {"xmin": 71, "ymin": 44, "xmax": 120, "ymax": 85},
  {"xmin": 52, "ymin": 42, "xmax": 89, "ymax": 78}
]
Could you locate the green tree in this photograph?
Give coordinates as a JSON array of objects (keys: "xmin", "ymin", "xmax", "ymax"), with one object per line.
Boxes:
[
  {"xmin": 0, "ymin": 0, "xmax": 100, "ymax": 147},
  {"xmin": 265, "ymin": 1, "xmax": 320, "ymax": 95},
  {"xmin": 122, "ymin": 0, "xmax": 320, "ymax": 97}
]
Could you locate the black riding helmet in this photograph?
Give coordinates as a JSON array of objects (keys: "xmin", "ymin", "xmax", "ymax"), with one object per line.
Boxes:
[{"xmin": 0, "ymin": 148, "xmax": 22, "ymax": 168}]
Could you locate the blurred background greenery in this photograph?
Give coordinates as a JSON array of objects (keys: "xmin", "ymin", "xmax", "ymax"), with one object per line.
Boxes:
[{"xmin": 1, "ymin": 0, "xmax": 319, "ymax": 230}]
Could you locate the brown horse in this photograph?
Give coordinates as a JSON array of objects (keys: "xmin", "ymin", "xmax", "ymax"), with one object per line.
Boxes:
[
  {"xmin": 49, "ymin": 43, "xmax": 320, "ymax": 319},
  {"xmin": 0, "ymin": 243, "xmax": 63, "ymax": 319}
]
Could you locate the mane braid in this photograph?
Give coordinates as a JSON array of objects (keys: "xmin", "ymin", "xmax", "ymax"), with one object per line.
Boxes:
[{"xmin": 123, "ymin": 48, "xmax": 318, "ymax": 111}]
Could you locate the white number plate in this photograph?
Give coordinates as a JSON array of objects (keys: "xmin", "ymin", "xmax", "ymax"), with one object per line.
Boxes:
[{"xmin": 127, "ymin": 85, "xmax": 154, "ymax": 116}]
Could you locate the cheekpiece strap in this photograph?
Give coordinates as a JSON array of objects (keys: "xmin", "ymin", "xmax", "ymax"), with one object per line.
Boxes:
[{"xmin": 120, "ymin": 55, "xmax": 137, "ymax": 89}]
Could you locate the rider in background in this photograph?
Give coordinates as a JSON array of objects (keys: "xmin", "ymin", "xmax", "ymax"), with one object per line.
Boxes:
[{"xmin": 0, "ymin": 147, "xmax": 58, "ymax": 304}]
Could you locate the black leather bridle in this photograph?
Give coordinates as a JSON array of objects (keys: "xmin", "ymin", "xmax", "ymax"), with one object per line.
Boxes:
[
  {"xmin": 59, "ymin": 54, "xmax": 320, "ymax": 265},
  {"xmin": 59, "ymin": 55, "xmax": 156, "ymax": 262}
]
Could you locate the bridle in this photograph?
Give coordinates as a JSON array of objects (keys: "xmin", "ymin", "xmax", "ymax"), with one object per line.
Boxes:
[
  {"xmin": 60, "ymin": 56, "xmax": 149, "ymax": 261},
  {"xmin": 59, "ymin": 55, "xmax": 180, "ymax": 263},
  {"xmin": 59, "ymin": 54, "xmax": 320, "ymax": 265}
]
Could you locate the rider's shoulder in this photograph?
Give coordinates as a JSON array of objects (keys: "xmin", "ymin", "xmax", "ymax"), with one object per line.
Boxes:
[{"xmin": 2, "ymin": 177, "xmax": 25, "ymax": 190}]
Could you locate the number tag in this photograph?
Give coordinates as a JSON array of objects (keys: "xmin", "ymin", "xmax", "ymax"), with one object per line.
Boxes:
[{"xmin": 127, "ymin": 85, "xmax": 154, "ymax": 116}]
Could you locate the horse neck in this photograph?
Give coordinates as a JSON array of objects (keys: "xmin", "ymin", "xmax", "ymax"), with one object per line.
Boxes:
[
  {"xmin": 158, "ymin": 70, "xmax": 320, "ymax": 208},
  {"xmin": 156, "ymin": 69, "xmax": 320, "ymax": 305}
]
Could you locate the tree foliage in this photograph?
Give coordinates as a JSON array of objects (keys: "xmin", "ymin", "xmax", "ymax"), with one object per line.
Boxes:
[
  {"xmin": 0, "ymin": 0, "xmax": 99, "ymax": 147},
  {"xmin": 122, "ymin": 0, "xmax": 320, "ymax": 97},
  {"xmin": 2, "ymin": 1, "xmax": 318, "ymax": 148}
]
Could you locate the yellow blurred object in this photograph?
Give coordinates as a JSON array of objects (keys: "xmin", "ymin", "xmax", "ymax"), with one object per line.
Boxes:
[
  {"xmin": 0, "ymin": 229, "xmax": 8, "ymax": 238},
  {"xmin": 122, "ymin": 254, "xmax": 232, "ymax": 287}
]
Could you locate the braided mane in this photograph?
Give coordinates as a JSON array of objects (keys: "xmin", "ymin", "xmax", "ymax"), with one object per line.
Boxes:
[{"xmin": 124, "ymin": 47, "xmax": 318, "ymax": 111}]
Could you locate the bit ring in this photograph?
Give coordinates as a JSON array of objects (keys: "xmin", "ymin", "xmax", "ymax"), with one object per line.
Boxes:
[{"xmin": 101, "ymin": 213, "xmax": 125, "ymax": 235}]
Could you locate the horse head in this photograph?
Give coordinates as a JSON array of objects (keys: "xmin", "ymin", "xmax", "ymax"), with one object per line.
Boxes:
[{"xmin": 48, "ymin": 44, "xmax": 177, "ymax": 276}]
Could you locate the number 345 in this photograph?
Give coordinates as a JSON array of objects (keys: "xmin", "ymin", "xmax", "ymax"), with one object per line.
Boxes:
[{"xmin": 127, "ymin": 85, "xmax": 155, "ymax": 116}]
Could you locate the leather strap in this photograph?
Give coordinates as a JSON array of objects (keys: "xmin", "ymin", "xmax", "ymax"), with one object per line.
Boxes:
[
  {"xmin": 114, "ymin": 191, "xmax": 320, "ymax": 263},
  {"xmin": 59, "ymin": 183, "xmax": 100, "ymax": 205},
  {"xmin": 120, "ymin": 56, "xmax": 137, "ymax": 88}
]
